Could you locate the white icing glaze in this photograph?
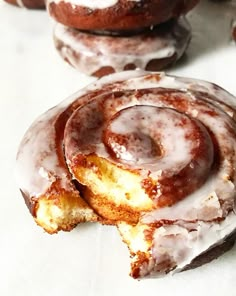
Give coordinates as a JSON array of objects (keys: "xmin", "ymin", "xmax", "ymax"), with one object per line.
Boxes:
[
  {"xmin": 53, "ymin": 18, "xmax": 191, "ymax": 76},
  {"xmin": 109, "ymin": 106, "xmax": 196, "ymax": 167},
  {"xmin": 16, "ymin": 106, "xmax": 68, "ymax": 197},
  {"xmin": 141, "ymin": 177, "xmax": 225, "ymax": 222},
  {"xmin": 137, "ymin": 211, "xmax": 236, "ymax": 277},
  {"xmin": 48, "ymin": 0, "xmax": 140, "ymax": 9}
]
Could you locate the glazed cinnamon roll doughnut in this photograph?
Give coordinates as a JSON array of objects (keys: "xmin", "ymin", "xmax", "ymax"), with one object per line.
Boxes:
[
  {"xmin": 4, "ymin": 0, "xmax": 45, "ymax": 9},
  {"xmin": 47, "ymin": 0, "xmax": 199, "ymax": 31},
  {"xmin": 16, "ymin": 71, "xmax": 236, "ymax": 277},
  {"xmin": 53, "ymin": 18, "xmax": 191, "ymax": 77}
]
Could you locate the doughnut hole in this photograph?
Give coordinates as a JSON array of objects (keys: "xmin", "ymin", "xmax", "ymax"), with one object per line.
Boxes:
[{"xmin": 71, "ymin": 154, "xmax": 154, "ymax": 224}]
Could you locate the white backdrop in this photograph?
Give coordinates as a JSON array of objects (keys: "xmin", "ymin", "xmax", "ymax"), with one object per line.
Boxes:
[{"xmin": 1, "ymin": 1, "xmax": 236, "ymax": 295}]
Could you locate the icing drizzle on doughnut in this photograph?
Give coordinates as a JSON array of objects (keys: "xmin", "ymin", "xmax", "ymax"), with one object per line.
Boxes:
[
  {"xmin": 48, "ymin": 0, "xmax": 141, "ymax": 9},
  {"xmin": 53, "ymin": 18, "xmax": 191, "ymax": 76}
]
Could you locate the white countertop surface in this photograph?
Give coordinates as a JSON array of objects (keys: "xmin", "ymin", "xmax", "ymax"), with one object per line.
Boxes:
[{"xmin": 1, "ymin": 1, "xmax": 236, "ymax": 295}]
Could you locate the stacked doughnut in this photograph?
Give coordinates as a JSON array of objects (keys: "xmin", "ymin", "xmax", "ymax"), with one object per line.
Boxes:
[
  {"xmin": 16, "ymin": 70, "xmax": 236, "ymax": 278},
  {"xmin": 3, "ymin": 0, "xmax": 45, "ymax": 9},
  {"xmin": 47, "ymin": 0, "xmax": 199, "ymax": 77}
]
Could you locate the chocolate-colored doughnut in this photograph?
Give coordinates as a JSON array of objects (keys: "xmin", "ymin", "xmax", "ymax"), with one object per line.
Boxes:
[
  {"xmin": 4, "ymin": 0, "xmax": 45, "ymax": 9},
  {"xmin": 47, "ymin": 0, "xmax": 199, "ymax": 31},
  {"xmin": 53, "ymin": 18, "xmax": 191, "ymax": 77}
]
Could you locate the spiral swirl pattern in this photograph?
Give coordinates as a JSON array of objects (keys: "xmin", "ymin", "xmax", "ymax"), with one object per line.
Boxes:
[
  {"xmin": 16, "ymin": 71, "xmax": 236, "ymax": 276},
  {"xmin": 64, "ymin": 88, "xmax": 221, "ymax": 210}
]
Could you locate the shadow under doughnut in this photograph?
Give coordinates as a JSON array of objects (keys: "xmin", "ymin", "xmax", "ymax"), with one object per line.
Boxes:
[{"xmin": 53, "ymin": 17, "xmax": 191, "ymax": 77}]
